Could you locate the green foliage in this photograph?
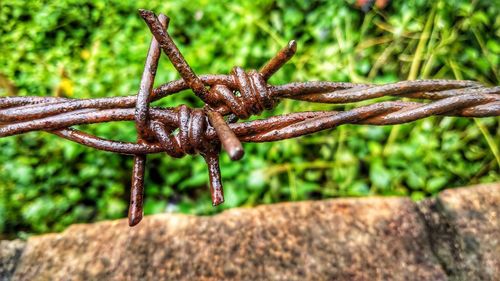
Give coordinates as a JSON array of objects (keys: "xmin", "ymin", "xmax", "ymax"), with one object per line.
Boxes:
[{"xmin": 0, "ymin": 0, "xmax": 498, "ymax": 238}]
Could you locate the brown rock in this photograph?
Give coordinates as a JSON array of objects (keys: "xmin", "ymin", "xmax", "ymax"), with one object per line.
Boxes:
[
  {"xmin": 418, "ymin": 183, "xmax": 500, "ymax": 280},
  {"xmin": 0, "ymin": 240, "xmax": 25, "ymax": 281},
  {"xmin": 3, "ymin": 183, "xmax": 499, "ymax": 280}
]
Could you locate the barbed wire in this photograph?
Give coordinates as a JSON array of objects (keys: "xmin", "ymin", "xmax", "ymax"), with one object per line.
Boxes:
[{"xmin": 1, "ymin": 9, "xmax": 499, "ymax": 226}]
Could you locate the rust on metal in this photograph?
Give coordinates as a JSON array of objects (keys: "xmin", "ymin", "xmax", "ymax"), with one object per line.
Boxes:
[
  {"xmin": 1, "ymin": 10, "xmax": 499, "ymax": 226},
  {"xmin": 129, "ymin": 153, "xmax": 146, "ymax": 226}
]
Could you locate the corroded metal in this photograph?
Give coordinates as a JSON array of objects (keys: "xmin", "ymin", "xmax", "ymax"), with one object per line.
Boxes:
[{"xmin": 1, "ymin": 10, "xmax": 499, "ymax": 226}]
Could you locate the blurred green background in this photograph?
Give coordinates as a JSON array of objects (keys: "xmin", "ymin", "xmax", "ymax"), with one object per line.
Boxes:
[{"xmin": 0, "ymin": 0, "xmax": 499, "ymax": 239}]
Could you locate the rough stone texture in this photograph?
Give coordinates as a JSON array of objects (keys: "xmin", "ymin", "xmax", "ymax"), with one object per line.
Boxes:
[
  {"xmin": 418, "ymin": 183, "xmax": 500, "ymax": 280},
  {"xmin": 1, "ymin": 183, "xmax": 498, "ymax": 281},
  {"xmin": 0, "ymin": 240, "xmax": 25, "ymax": 281}
]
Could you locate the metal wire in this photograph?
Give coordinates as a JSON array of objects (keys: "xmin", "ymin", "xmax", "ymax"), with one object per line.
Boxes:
[{"xmin": 1, "ymin": 10, "xmax": 499, "ymax": 226}]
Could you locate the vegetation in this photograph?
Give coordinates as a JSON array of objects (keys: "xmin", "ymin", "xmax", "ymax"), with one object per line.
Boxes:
[{"xmin": 0, "ymin": 0, "xmax": 498, "ymax": 239}]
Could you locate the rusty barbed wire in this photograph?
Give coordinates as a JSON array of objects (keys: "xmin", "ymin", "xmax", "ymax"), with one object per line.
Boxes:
[{"xmin": 1, "ymin": 10, "xmax": 499, "ymax": 226}]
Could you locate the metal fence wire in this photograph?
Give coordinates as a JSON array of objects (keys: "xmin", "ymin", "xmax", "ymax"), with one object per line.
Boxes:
[{"xmin": 1, "ymin": 10, "xmax": 499, "ymax": 226}]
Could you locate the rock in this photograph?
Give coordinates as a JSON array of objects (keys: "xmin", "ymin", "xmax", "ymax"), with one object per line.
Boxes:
[
  {"xmin": 2, "ymin": 183, "xmax": 499, "ymax": 281},
  {"xmin": 418, "ymin": 183, "xmax": 500, "ymax": 280},
  {"xmin": 0, "ymin": 240, "xmax": 25, "ymax": 281}
]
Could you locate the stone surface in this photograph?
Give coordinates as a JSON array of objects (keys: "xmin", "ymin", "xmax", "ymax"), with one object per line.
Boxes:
[
  {"xmin": 2, "ymin": 182, "xmax": 499, "ymax": 281},
  {"xmin": 0, "ymin": 240, "xmax": 25, "ymax": 281},
  {"xmin": 418, "ymin": 183, "xmax": 500, "ymax": 280}
]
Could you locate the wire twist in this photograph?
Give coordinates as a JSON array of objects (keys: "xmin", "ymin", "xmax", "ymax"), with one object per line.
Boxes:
[{"xmin": 207, "ymin": 68, "xmax": 275, "ymax": 119}]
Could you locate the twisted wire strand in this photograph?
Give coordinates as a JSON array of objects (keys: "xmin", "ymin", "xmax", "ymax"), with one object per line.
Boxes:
[
  {"xmin": 1, "ymin": 9, "xmax": 499, "ymax": 227},
  {"xmin": 1, "ymin": 78, "xmax": 497, "ymax": 123}
]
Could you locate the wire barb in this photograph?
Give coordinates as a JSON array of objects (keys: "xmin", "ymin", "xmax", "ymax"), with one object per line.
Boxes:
[{"xmin": 0, "ymin": 10, "xmax": 498, "ymax": 227}]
